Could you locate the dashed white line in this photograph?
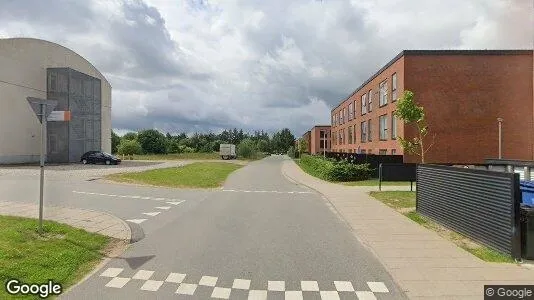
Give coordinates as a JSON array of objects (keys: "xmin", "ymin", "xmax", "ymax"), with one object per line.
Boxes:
[
  {"xmin": 142, "ymin": 212, "xmax": 161, "ymax": 217},
  {"xmin": 221, "ymin": 189, "xmax": 312, "ymax": 194},
  {"xmin": 126, "ymin": 219, "xmax": 147, "ymax": 224},
  {"xmin": 167, "ymin": 201, "xmax": 185, "ymax": 205},
  {"xmin": 72, "ymin": 191, "xmax": 185, "ymax": 201},
  {"xmin": 155, "ymin": 206, "xmax": 171, "ymax": 210}
]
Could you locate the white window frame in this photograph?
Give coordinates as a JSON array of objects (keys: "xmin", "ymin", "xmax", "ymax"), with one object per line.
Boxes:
[
  {"xmin": 379, "ymin": 80, "xmax": 388, "ymax": 106},
  {"xmin": 391, "ymin": 111, "xmax": 397, "ymax": 139},
  {"xmin": 348, "ymin": 103, "xmax": 353, "ymax": 120},
  {"xmin": 379, "ymin": 115, "xmax": 388, "ymax": 140},
  {"xmin": 361, "ymin": 121, "xmax": 367, "ymax": 142},
  {"xmin": 367, "ymin": 119, "xmax": 372, "ymax": 141},
  {"xmin": 392, "ymin": 73, "xmax": 398, "ymax": 102},
  {"xmin": 368, "ymin": 90, "xmax": 372, "ymax": 112},
  {"xmin": 361, "ymin": 94, "xmax": 367, "ymax": 115}
]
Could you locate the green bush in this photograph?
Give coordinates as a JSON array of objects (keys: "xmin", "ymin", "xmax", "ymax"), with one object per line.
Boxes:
[
  {"xmin": 166, "ymin": 140, "xmax": 182, "ymax": 153},
  {"xmin": 298, "ymin": 154, "xmax": 371, "ymax": 182},
  {"xmin": 237, "ymin": 139, "xmax": 258, "ymax": 159},
  {"xmin": 287, "ymin": 146, "xmax": 299, "ymax": 158},
  {"xmin": 117, "ymin": 139, "xmax": 143, "ymax": 156}
]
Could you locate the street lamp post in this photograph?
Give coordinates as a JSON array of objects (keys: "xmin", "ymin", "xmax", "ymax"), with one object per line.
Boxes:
[{"xmin": 497, "ymin": 118, "xmax": 503, "ymax": 159}]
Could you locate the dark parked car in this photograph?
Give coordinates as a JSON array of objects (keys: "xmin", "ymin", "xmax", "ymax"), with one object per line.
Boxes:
[{"xmin": 80, "ymin": 151, "xmax": 121, "ymax": 165}]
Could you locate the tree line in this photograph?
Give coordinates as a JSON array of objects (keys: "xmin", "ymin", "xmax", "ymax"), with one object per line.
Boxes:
[{"xmin": 112, "ymin": 128, "xmax": 296, "ymax": 158}]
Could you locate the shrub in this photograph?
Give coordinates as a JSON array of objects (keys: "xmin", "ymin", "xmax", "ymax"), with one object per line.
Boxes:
[
  {"xmin": 237, "ymin": 139, "xmax": 258, "ymax": 159},
  {"xmin": 166, "ymin": 140, "xmax": 182, "ymax": 154},
  {"xmin": 117, "ymin": 139, "xmax": 143, "ymax": 156},
  {"xmin": 287, "ymin": 146, "xmax": 296, "ymax": 158},
  {"xmin": 298, "ymin": 154, "xmax": 371, "ymax": 182},
  {"xmin": 138, "ymin": 129, "xmax": 167, "ymax": 154}
]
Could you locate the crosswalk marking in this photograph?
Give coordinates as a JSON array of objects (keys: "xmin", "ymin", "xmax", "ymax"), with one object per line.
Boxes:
[
  {"xmin": 72, "ymin": 191, "xmax": 184, "ymax": 201},
  {"xmin": 126, "ymin": 219, "xmax": 147, "ymax": 224},
  {"xmin": 142, "ymin": 212, "xmax": 161, "ymax": 217}
]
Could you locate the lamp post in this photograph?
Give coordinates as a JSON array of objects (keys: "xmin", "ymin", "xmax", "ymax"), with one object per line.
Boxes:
[{"xmin": 497, "ymin": 118, "xmax": 503, "ymax": 159}]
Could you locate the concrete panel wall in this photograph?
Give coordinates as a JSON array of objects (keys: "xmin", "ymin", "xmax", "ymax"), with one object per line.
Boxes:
[{"xmin": 0, "ymin": 38, "xmax": 111, "ymax": 164}]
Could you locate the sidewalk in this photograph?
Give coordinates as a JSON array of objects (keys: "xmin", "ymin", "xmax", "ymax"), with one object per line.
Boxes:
[
  {"xmin": 0, "ymin": 201, "xmax": 131, "ymax": 241},
  {"xmin": 282, "ymin": 160, "xmax": 534, "ymax": 300}
]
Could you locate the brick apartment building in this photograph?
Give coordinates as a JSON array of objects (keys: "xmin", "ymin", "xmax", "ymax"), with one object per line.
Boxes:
[
  {"xmin": 331, "ymin": 50, "xmax": 534, "ymax": 164},
  {"xmin": 299, "ymin": 126, "xmax": 331, "ymax": 154}
]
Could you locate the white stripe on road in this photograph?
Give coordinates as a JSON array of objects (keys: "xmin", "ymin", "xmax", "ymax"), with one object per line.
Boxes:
[
  {"xmin": 155, "ymin": 206, "xmax": 171, "ymax": 210},
  {"xmin": 142, "ymin": 212, "xmax": 161, "ymax": 217},
  {"xmin": 221, "ymin": 189, "xmax": 312, "ymax": 194},
  {"xmin": 167, "ymin": 201, "xmax": 185, "ymax": 205},
  {"xmin": 72, "ymin": 191, "xmax": 185, "ymax": 201},
  {"xmin": 126, "ymin": 219, "xmax": 147, "ymax": 224}
]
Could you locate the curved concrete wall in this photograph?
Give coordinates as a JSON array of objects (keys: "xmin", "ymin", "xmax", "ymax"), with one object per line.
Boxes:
[{"xmin": 0, "ymin": 38, "xmax": 111, "ymax": 164}]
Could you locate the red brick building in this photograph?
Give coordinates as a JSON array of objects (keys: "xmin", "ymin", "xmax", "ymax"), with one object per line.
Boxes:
[
  {"xmin": 300, "ymin": 130, "xmax": 311, "ymax": 153},
  {"xmin": 310, "ymin": 125, "xmax": 331, "ymax": 155},
  {"xmin": 331, "ymin": 50, "xmax": 534, "ymax": 163}
]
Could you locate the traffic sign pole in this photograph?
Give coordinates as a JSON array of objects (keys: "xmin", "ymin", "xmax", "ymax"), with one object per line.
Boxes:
[{"xmin": 38, "ymin": 103, "xmax": 46, "ymax": 234}]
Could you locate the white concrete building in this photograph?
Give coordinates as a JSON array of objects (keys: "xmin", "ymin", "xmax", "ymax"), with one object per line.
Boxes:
[{"xmin": 0, "ymin": 38, "xmax": 111, "ymax": 164}]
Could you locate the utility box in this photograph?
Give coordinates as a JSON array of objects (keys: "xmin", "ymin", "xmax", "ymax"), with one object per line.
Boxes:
[{"xmin": 219, "ymin": 144, "xmax": 236, "ymax": 160}]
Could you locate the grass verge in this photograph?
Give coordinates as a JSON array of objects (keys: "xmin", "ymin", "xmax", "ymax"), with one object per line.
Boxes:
[
  {"xmin": 129, "ymin": 152, "xmax": 220, "ymax": 160},
  {"xmin": 0, "ymin": 215, "xmax": 110, "ymax": 299},
  {"xmin": 343, "ymin": 179, "xmax": 416, "ymax": 187},
  {"xmin": 106, "ymin": 162, "xmax": 243, "ymax": 188},
  {"xmin": 369, "ymin": 191, "xmax": 514, "ymax": 263}
]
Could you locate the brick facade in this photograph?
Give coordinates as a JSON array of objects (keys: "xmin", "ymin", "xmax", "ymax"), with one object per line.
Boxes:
[{"xmin": 331, "ymin": 50, "xmax": 534, "ymax": 164}]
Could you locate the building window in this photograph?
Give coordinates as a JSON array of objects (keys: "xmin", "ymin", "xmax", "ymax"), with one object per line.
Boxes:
[
  {"xmin": 354, "ymin": 124, "xmax": 357, "ymax": 144},
  {"xmin": 320, "ymin": 130, "xmax": 325, "ymax": 138},
  {"xmin": 337, "ymin": 113, "xmax": 340, "ymax": 125},
  {"xmin": 332, "ymin": 115, "xmax": 335, "ymax": 126},
  {"xmin": 391, "ymin": 149, "xmax": 396, "ymax": 155},
  {"xmin": 368, "ymin": 149, "xmax": 373, "ymax": 154},
  {"xmin": 392, "ymin": 73, "xmax": 398, "ymax": 101},
  {"xmin": 361, "ymin": 121, "xmax": 367, "ymax": 142},
  {"xmin": 348, "ymin": 103, "xmax": 353, "ymax": 120},
  {"xmin": 345, "ymin": 107, "xmax": 348, "ymax": 123},
  {"xmin": 368, "ymin": 90, "xmax": 373, "ymax": 112},
  {"xmin": 363, "ymin": 94, "xmax": 368, "ymax": 114},
  {"xmin": 348, "ymin": 126, "xmax": 353, "ymax": 144},
  {"xmin": 361, "ymin": 149, "xmax": 366, "ymax": 154},
  {"xmin": 379, "ymin": 114, "xmax": 388, "ymax": 140},
  {"xmin": 379, "ymin": 149, "xmax": 387, "ymax": 155},
  {"xmin": 367, "ymin": 119, "xmax": 372, "ymax": 142},
  {"xmin": 379, "ymin": 80, "xmax": 388, "ymax": 106},
  {"xmin": 340, "ymin": 109, "xmax": 344, "ymax": 124},
  {"xmin": 320, "ymin": 140, "xmax": 325, "ymax": 149},
  {"xmin": 354, "ymin": 100, "xmax": 358, "ymax": 116},
  {"xmin": 391, "ymin": 111, "xmax": 397, "ymax": 139}
]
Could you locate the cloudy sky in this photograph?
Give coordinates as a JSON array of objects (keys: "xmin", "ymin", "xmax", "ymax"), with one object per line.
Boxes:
[{"xmin": 0, "ymin": 0, "xmax": 532, "ymax": 136}]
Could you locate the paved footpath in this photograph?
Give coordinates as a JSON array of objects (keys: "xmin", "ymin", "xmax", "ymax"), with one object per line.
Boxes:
[
  {"xmin": 0, "ymin": 200, "xmax": 131, "ymax": 241},
  {"xmin": 282, "ymin": 160, "xmax": 534, "ymax": 300}
]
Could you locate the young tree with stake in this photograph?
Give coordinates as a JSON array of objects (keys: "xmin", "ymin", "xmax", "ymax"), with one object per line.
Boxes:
[{"xmin": 394, "ymin": 90, "xmax": 435, "ymax": 163}]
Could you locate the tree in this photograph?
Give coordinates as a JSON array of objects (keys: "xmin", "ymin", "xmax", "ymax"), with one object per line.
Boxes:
[
  {"xmin": 111, "ymin": 130, "xmax": 121, "ymax": 154},
  {"xmin": 237, "ymin": 138, "xmax": 258, "ymax": 159},
  {"xmin": 298, "ymin": 138, "xmax": 309, "ymax": 154},
  {"xmin": 117, "ymin": 139, "xmax": 142, "ymax": 156},
  {"xmin": 256, "ymin": 139, "xmax": 270, "ymax": 153},
  {"xmin": 137, "ymin": 129, "xmax": 167, "ymax": 154},
  {"xmin": 394, "ymin": 90, "xmax": 435, "ymax": 163},
  {"xmin": 122, "ymin": 132, "xmax": 138, "ymax": 141},
  {"xmin": 275, "ymin": 128, "xmax": 295, "ymax": 153}
]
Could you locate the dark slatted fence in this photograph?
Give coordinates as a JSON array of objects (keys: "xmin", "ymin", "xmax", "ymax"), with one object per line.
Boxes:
[{"xmin": 416, "ymin": 164, "xmax": 522, "ymax": 258}]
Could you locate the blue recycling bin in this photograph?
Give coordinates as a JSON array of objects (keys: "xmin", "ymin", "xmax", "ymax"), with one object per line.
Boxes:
[{"xmin": 520, "ymin": 181, "xmax": 534, "ymax": 206}]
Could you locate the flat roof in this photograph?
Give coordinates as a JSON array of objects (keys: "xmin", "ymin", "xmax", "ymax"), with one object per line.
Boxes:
[{"xmin": 331, "ymin": 49, "xmax": 533, "ymax": 112}]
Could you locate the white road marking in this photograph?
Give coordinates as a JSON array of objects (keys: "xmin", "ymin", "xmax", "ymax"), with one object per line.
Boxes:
[
  {"xmin": 355, "ymin": 291, "xmax": 377, "ymax": 300},
  {"xmin": 105, "ymin": 277, "xmax": 130, "ymax": 288},
  {"xmin": 132, "ymin": 270, "xmax": 154, "ymax": 280},
  {"xmin": 165, "ymin": 273, "xmax": 186, "ymax": 283},
  {"xmin": 154, "ymin": 197, "xmax": 164, "ymax": 200},
  {"xmin": 126, "ymin": 219, "xmax": 147, "ymax": 224},
  {"xmin": 140, "ymin": 197, "xmax": 151, "ymax": 200},
  {"xmin": 232, "ymin": 279, "xmax": 251, "ymax": 290},
  {"xmin": 131, "ymin": 196, "xmax": 141, "ymax": 199},
  {"xmin": 211, "ymin": 287, "xmax": 231, "ymax": 299},
  {"xmin": 72, "ymin": 191, "xmax": 184, "ymax": 201},
  {"xmin": 167, "ymin": 201, "xmax": 184, "ymax": 205},
  {"xmin": 320, "ymin": 291, "xmax": 340, "ymax": 300},
  {"xmin": 155, "ymin": 206, "xmax": 171, "ymax": 210},
  {"xmin": 334, "ymin": 281, "xmax": 354, "ymax": 292},
  {"xmin": 367, "ymin": 282, "xmax": 389, "ymax": 293},
  {"xmin": 268, "ymin": 281, "xmax": 285, "ymax": 291},
  {"xmin": 248, "ymin": 290, "xmax": 268, "ymax": 300},
  {"xmin": 142, "ymin": 212, "xmax": 161, "ymax": 217},
  {"xmin": 285, "ymin": 291, "xmax": 303, "ymax": 300},
  {"xmin": 176, "ymin": 283, "xmax": 197, "ymax": 295},
  {"xmin": 301, "ymin": 281, "xmax": 319, "ymax": 291},
  {"xmin": 100, "ymin": 268, "xmax": 123, "ymax": 277},
  {"xmin": 221, "ymin": 189, "xmax": 312, "ymax": 194},
  {"xmin": 198, "ymin": 275, "xmax": 218, "ymax": 286},
  {"xmin": 140, "ymin": 280, "xmax": 163, "ymax": 291}
]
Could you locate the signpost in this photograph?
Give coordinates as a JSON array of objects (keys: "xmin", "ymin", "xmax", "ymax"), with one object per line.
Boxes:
[{"xmin": 26, "ymin": 97, "xmax": 58, "ymax": 234}]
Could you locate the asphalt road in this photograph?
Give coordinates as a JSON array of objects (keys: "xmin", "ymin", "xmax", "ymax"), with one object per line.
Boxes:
[{"xmin": 1, "ymin": 156, "xmax": 406, "ymax": 299}]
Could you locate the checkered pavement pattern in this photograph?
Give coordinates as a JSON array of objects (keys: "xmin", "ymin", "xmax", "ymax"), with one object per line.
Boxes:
[{"xmin": 99, "ymin": 267, "xmax": 390, "ymax": 299}]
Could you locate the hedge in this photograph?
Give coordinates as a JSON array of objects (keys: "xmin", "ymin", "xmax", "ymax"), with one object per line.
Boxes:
[{"xmin": 298, "ymin": 154, "xmax": 372, "ymax": 182}]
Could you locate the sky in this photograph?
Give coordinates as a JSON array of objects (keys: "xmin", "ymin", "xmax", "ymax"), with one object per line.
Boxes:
[{"xmin": 0, "ymin": 0, "xmax": 532, "ymax": 136}]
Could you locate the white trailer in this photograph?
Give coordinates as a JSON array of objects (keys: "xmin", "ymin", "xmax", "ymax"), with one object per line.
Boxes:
[{"xmin": 219, "ymin": 144, "xmax": 236, "ymax": 160}]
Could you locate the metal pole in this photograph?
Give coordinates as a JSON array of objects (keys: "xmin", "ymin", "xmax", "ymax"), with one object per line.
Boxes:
[
  {"xmin": 38, "ymin": 103, "xmax": 46, "ymax": 234},
  {"xmin": 497, "ymin": 118, "xmax": 503, "ymax": 159}
]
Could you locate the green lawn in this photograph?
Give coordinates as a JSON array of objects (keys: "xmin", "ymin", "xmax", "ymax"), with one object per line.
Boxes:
[
  {"xmin": 369, "ymin": 191, "xmax": 514, "ymax": 263},
  {"xmin": 0, "ymin": 216, "xmax": 110, "ymax": 299},
  {"xmin": 106, "ymin": 162, "xmax": 243, "ymax": 188},
  {"xmin": 343, "ymin": 179, "xmax": 416, "ymax": 187},
  {"xmin": 129, "ymin": 152, "xmax": 220, "ymax": 160}
]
